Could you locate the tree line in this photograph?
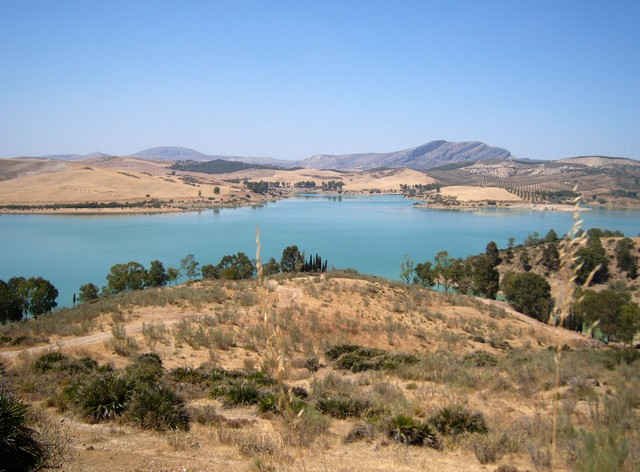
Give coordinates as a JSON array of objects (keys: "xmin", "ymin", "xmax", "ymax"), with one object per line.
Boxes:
[
  {"xmin": 0, "ymin": 277, "xmax": 58, "ymax": 322},
  {"xmin": 402, "ymin": 228, "xmax": 640, "ymax": 344},
  {"xmin": 77, "ymin": 245, "xmax": 328, "ymax": 302}
]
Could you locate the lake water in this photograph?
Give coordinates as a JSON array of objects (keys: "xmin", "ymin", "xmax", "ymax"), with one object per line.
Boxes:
[{"xmin": 1, "ymin": 195, "xmax": 639, "ymax": 307}]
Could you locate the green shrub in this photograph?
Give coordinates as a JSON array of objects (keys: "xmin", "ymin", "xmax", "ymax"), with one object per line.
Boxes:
[
  {"xmin": 0, "ymin": 386, "xmax": 46, "ymax": 471},
  {"xmin": 126, "ymin": 384, "xmax": 189, "ymax": 431},
  {"xmin": 209, "ymin": 368, "xmax": 276, "ymax": 407},
  {"xmin": 257, "ymin": 392, "xmax": 279, "ymax": 413},
  {"xmin": 386, "ymin": 415, "xmax": 440, "ymax": 448},
  {"xmin": 325, "ymin": 344, "xmax": 363, "ymax": 360},
  {"xmin": 75, "ymin": 372, "xmax": 130, "ymax": 421},
  {"xmin": 34, "ymin": 352, "xmax": 99, "ymax": 374},
  {"xmin": 170, "ymin": 367, "xmax": 210, "ymax": 385},
  {"xmin": 124, "ymin": 353, "xmax": 163, "ymax": 386},
  {"xmin": 33, "ymin": 352, "xmax": 67, "ymax": 372},
  {"xmin": 316, "ymin": 396, "xmax": 372, "ymax": 419},
  {"xmin": 463, "ymin": 351, "xmax": 498, "ymax": 367},
  {"xmin": 223, "ymin": 381, "xmax": 261, "ymax": 407},
  {"xmin": 429, "ymin": 405, "xmax": 488, "ymax": 436},
  {"xmin": 257, "ymin": 390, "xmax": 308, "ymax": 415},
  {"xmin": 328, "ymin": 344, "xmax": 419, "ymax": 373}
]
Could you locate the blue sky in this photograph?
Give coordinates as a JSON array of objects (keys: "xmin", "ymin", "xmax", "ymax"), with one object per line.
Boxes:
[{"xmin": 1, "ymin": 1, "xmax": 638, "ymax": 160}]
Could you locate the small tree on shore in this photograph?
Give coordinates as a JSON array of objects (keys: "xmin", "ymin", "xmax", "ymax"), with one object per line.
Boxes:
[
  {"xmin": 180, "ymin": 255, "xmax": 200, "ymax": 280},
  {"xmin": 280, "ymin": 246, "xmax": 303, "ymax": 273},
  {"xmin": 79, "ymin": 283, "xmax": 100, "ymax": 303}
]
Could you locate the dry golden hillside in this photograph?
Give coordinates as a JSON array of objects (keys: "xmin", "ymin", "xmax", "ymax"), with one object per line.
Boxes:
[
  {"xmin": 0, "ymin": 157, "xmax": 437, "ymax": 213},
  {"xmin": 3, "ymin": 273, "xmax": 636, "ymax": 472},
  {"xmin": 0, "ymin": 158, "xmax": 272, "ymax": 212},
  {"xmin": 214, "ymin": 166, "xmax": 436, "ymax": 192}
]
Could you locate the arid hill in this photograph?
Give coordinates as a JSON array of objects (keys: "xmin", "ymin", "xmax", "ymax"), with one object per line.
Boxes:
[{"xmin": 1, "ymin": 272, "xmax": 637, "ymax": 471}]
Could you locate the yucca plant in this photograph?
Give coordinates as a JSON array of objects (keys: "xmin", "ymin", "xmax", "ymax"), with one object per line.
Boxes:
[
  {"xmin": 0, "ymin": 386, "xmax": 46, "ymax": 472},
  {"xmin": 75, "ymin": 372, "xmax": 130, "ymax": 421}
]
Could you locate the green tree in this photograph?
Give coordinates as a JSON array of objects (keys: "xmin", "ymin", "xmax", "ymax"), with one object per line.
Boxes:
[
  {"xmin": 505, "ymin": 237, "xmax": 515, "ymax": 263},
  {"xmin": 216, "ymin": 252, "xmax": 255, "ymax": 280},
  {"xmin": 575, "ymin": 235, "xmax": 609, "ymax": 285},
  {"xmin": 485, "ymin": 241, "xmax": 501, "ymax": 267},
  {"xmin": 280, "ymin": 245, "xmax": 303, "ymax": 273},
  {"xmin": 0, "ymin": 279, "xmax": 23, "ymax": 323},
  {"xmin": 434, "ymin": 251, "xmax": 454, "ymax": 292},
  {"xmin": 263, "ymin": 257, "xmax": 280, "ymax": 276},
  {"xmin": 146, "ymin": 260, "xmax": 168, "ymax": 287},
  {"xmin": 544, "ymin": 229, "xmax": 559, "ymax": 243},
  {"xmin": 180, "ymin": 254, "xmax": 200, "ymax": 280},
  {"xmin": 471, "ymin": 255, "xmax": 499, "ymax": 299},
  {"xmin": 414, "ymin": 261, "xmax": 435, "ymax": 287},
  {"xmin": 107, "ymin": 262, "xmax": 147, "ymax": 294},
  {"xmin": 166, "ymin": 267, "xmax": 180, "ymax": 284},
  {"xmin": 400, "ymin": 255, "xmax": 415, "ymax": 284},
  {"xmin": 78, "ymin": 283, "xmax": 100, "ymax": 303},
  {"xmin": 525, "ymin": 231, "xmax": 541, "ymax": 246},
  {"xmin": 201, "ymin": 264, "xmax": 219, "ymax": 279},
  {"xmin": 519, "ymin": 249, "xmax": 532, "ymax": 272},
  {"xmin": 7, "ymin": 277, "xmax": 58, "ymax": 318},
  {"xmin": 615, "ymin": 238, "xmax": 638, "ymax": 279},
  {"xmin": 449, "ymin": 258, "xmax": 473, "ymax": 294},
  {"xmin": 501, "ymin": 272, "xmax": 553, "ymax": 321},
  {"xmin": 573, "ymin": 289, "xmax": 640, "ymax": 343},
  {"xmin": 541, "ymin": 243, "xmax": 560, "ymax": 273}
]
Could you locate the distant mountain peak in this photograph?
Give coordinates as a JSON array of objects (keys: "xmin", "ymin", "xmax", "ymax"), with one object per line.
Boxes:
[
  {"xmin": 132, "ymin": 146, "xmax": 208, "ymax": 160},
  {"xmin": 299, "ymin": 140, "xmax": 511, "ymax": 171}
]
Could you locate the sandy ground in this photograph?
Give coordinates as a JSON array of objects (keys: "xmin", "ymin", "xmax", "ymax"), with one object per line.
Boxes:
[{"xmin": 440, "ymin": 185, "xmax": 521, "ymax": 202}]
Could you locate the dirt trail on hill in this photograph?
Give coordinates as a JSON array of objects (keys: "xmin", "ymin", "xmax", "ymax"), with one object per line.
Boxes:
[{"xmin": 0, "ymin": 312, "xmax": 192, "ymax": 361}]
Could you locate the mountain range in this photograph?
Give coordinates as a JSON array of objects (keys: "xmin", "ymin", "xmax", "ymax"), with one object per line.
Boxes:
[
  {"xmin": 7, "ymin": 141, "xmax": 638, "ymax": 172},
  {"xmin": 24, "ymin": 140, "xmax": 512, "ymax": 171},
  {"xmin": 132, "ymin": 141, "xmax": 512, "ymax": 170}
]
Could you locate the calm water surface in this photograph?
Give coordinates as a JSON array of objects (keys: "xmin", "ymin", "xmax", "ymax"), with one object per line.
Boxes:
[{"xmin": 1, "ymin": 195, "xmax": 639, "ymax": 306}]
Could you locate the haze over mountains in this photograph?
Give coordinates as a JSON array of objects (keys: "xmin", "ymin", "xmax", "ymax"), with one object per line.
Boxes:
[
  {"xmin": 133, "ymin": 141, "xmax": 512, "ymax": 171},
  {"xmin": 11, "ymin": 140, "xmax": 512, "ymax": 171},
  {"xmin": 6, "ymin": 140, "xmax": 638, "ymax": 172}
]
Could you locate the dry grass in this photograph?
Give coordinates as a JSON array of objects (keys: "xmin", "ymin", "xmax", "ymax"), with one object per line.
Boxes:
[{"xmin": 1, "ymin": 274, "xmax": 636, "ymax": 471}]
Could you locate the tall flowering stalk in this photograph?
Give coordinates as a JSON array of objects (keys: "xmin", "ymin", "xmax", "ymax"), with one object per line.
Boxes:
[
  {"xmin": 256, "ymin": 226, "xmax": 263, "ymax": 285},
  {"xmin": 548, "ymin": 185, "xmax": 602, "ymax": 469}
]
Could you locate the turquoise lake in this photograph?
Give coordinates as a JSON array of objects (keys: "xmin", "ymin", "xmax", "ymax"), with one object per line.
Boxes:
[{"xmin": 1, "ymin": 195, "xmax": 639, "ymax": 307}]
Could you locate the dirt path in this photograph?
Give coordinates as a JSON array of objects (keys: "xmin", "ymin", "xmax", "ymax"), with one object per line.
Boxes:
[{"xmin": 0, "ymin": 312, "xmax": 193, "ymax": 361}]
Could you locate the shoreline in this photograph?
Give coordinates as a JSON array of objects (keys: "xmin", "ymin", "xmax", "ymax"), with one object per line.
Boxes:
[
  {"xmin": 412, "ymin": 201, "xmax": 591, "ymax": 212},
  {"xmin": 0, "ymin": 190, "xmax": 400, "ymax": 215},
  {"xmin": 3, "ymin": 193, "xmax": 638, "ymax": 216}
]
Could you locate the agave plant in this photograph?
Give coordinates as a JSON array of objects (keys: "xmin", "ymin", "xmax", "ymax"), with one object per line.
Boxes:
[{"xmin": 0, "ymin": 385, "xmax": 46, "ymax": 471}]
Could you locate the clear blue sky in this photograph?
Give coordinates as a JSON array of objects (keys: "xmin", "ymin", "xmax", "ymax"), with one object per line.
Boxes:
[{"xmin": 1, "ymin": 0, "xmax": 638, "ymax": 160}]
